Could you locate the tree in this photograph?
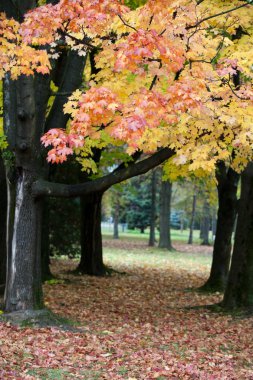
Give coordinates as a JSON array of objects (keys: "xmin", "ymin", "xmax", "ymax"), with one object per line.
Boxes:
[
  {"xmin": 113, "ymin": 196, "xmax": 120, "ymax": 240},
  {"xmin": 201, "ymin": 163, "xmax": 239, "ymax": 291},
  {"xmin": 222, "ymin": 163, "xmax": 253, "ymax": 309},
  {"xmin": 200, "ymin": 199, "xmax": 211, "ymax": 246},
  {"xmin": 77, "ymin": 191, "xmax": 105, "ymax": 275},
  {"xmin": 158, "ymin": 178, "xmax": 173, "ymax": 250},
  {"xmin": 0, "ymin": 154, "xmax": 7, "ymax": 292},
  {"xmin": 0, "ymin": 1, "xmax": 173, "ymax": 312},
  {"xmin": 111, "ymin": 184, "xmax": 126, "ymax": 240},
  {"xmin": 149, "ymin": 169, "xmax": 157, "ymax": 247},
  {"xmin": 125, "ymin": 175, "xmax": 152, "ymax": 233},
  {"xmin": 1, "ymin": 0, "xmax": 253, "ymax": 315},
  {"xmin": 188, "ymin": 190, "xmax": 197, "ymax": 245}
]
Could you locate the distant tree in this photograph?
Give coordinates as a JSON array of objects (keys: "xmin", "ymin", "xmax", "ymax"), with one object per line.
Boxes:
[
  {"xmin": 110, "ymin": 184, "xmax": 126, "ymax": 240},
  {"xmin": 125, "ymin": 175, "xmax": 151, "ymax": 234},
  {"xmin": 149, "ymin": 169, "xmax": 157, "ymax": 246},
  {"xmin": 158, "ymin": 178, "xmax": 173, "ymax": 250},
  {"xmin": 200, "ymin": 199, "xmax": 211, "ymax": 246},
  {"xmin": 188, "ymin": 190, "xmax": 197, "ymax": 245}
]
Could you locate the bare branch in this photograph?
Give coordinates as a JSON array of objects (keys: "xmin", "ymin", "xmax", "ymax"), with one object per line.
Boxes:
[
  {"xmin": 187, "ymin": 3, "xmax": 251, "ymax": 30},
  {"xmin": 118, "ymin": 14, "xmax": 138, "ymax": 32},
  {"xmin": 32, "ymin": 148, "xmax": 174, "ymax": 198}
]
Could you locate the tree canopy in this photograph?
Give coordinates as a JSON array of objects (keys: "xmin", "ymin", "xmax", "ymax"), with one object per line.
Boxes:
[{"xmin": 1, "ymin": 0, "xmax": 252, "ymax": 176}]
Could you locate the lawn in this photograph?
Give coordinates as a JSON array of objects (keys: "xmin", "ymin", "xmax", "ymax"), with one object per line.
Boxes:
[
  {"xmin": 102, "ymin": 227, "xmax": 206, "ymax": 245},
  {"xmin": 0, "ymin": 237, "xmax": 252, "ymax": 380}
]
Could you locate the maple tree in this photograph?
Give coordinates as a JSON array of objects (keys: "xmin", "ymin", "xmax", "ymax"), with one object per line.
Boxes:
[
  {"xmin": 0, "ymin": 0, "xmax": 253, "ymax": 315},
  {"xmin": 0, "ymin": 0, "xmax": 174, "ymax": 312},
  {"xmin": 2, "ymin": 0, "xmax": 253, "ymax": 171},
  {"xmin": 27, "ymin": 0, "xmax": 253, "ymax": 172}
]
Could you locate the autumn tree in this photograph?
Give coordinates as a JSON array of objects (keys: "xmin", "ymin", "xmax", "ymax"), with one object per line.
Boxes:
[
  {"xmin": 0, "ymin": 0, "xmax": 253, "ymax": 315},
  {"xmin": 0, "ymin": 0, "xmax": 173, "ymax": 312}
]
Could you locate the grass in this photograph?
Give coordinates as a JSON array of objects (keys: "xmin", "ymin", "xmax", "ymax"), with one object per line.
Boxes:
[
  {"xmin": 102, "ymin": 227, "xmax": 212, "ymax": 245},
  {"xmin": 103, "ymin": 243, "xmax": 212, "ymax": 274},
  {"xmin": 26, "ymin": 369, "xmax": 102, "ymax": 379}
]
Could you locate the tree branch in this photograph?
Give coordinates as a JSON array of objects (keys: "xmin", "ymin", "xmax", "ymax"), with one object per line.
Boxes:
[
  {"xmin": 118, "ymin": 14, "xmax": 138, "ymax": 32},
  {"xmin": 187, "ymin": 3, "xmax": 251, "ymax": 30},
  {"xmin": 32, "ymin": 148, "xmax": 174, "ymax": 198}
]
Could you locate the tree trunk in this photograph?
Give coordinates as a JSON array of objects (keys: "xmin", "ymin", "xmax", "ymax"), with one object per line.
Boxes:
[
  {"xmin": 211, "ymin": 208, "xmax": 217, "ymax": 240},
  {"xmin": 77, "ymin": 192, "xmax": 106, "ymax": 276},
  {"xmin": 201, "ymin": 165, "xmax": 239, "ymax": 292},
  {"xmin": 158, "ymin": 180, "xmax": 173, "ymax": 250},
  {"xmin": 149, "ymin": 169, "xmax": 157, "ymax": 247},
  {"xmin": 0, "ymin": 155, "xmax": 7, "ymax": 293},
  {"xmin": 41, "ymin": 200, "xmax": 53, "ymax": 282},
  {"xmin": 180, "ymin": 213, "xmax": 185, "ymax": 232},
  {"xmin": 188, "ymin": 193, "xmax": 197, "ymax": 245},
  {"xmin": 3, "ymin": 73, "xmax": 17, "ymax": 300},
  {"xmin": 4, "ymin": 76, "xmax": 44, "ymax": 312},
  {"xmin": 113, "ymin": 196, "xmax": 119, "ymax": 240},
  {"xmin": 199, "ymin": 219, "xmax": 204, "ymax": 240},
  {"xmin": 45, "ymin": 51, "xmax": 87, "ymax": 132},
  {"xmin": 4, "ymin": 170, "xmax": 16, "ymax": 301},
  {"xmin": 222, "ymin": 163, "xmax": 253, "ymax": 310},
  {"xmin": 201, "ymin": 200, "xmax": 210, "ymax": 246}
]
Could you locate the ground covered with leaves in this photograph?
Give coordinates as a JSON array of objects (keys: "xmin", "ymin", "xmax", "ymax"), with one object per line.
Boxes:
[{"xmin": 1, "ymin": 238, "xmax": 253, "ymax": 379}]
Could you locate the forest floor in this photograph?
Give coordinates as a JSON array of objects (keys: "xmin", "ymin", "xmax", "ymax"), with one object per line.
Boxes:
[{"xmin": 1, "ymin": 237, "xmax": 253, "ymax": 379}]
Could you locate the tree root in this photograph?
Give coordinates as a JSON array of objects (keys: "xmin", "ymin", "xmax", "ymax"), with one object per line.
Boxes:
[{"xmin": 0, "ymin": 309, "xmax": 82, "ymax": 331}]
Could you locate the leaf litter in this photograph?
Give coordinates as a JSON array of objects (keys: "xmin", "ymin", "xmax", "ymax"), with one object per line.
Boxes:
[{"xmin": 0, "ymin": 239, "xmax": 253, "ymax": 379}]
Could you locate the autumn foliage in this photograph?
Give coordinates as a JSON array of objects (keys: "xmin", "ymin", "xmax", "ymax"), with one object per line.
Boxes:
[{"xmin": 0, "ymin": 0, "xmax": 252, "ymax": 174}]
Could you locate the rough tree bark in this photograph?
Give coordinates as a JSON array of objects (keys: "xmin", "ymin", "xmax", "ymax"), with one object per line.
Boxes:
[
  {"xmin": 158, "ymin": 180, "xmax": 173, "ymax": 250},
  {"xmin": 201, "ymin": 164, "xmax": 239, "ymax": 291},
  {"xmin": 41, "ymin": 200, "xmax": 52, "ymax": 282},
  {"xmin": 222, "ymin": 163, "xmax": 253, "ymax": 310},
  {"xmin": 149, "ymin": 169, "xmax": 157, "ymax": 247},
  {"xmin": 4, "ymin": 76, "xmax": 44, "ymax": 312},
  {"xmin": 0, "ymin": 155, "xmax": 7, "ymax": 293},
  {"xmin": 35, "ymin": 72, "xmax": 52, "ymax": 282},
  {"xmin": 3, "ymin": 76, "xmax": 16, "ymax": 306}
]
